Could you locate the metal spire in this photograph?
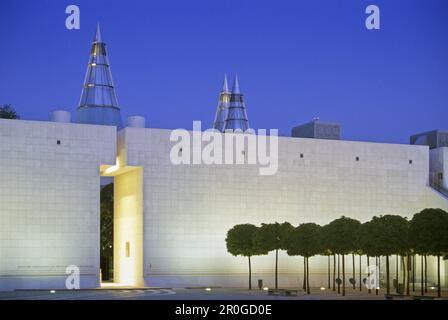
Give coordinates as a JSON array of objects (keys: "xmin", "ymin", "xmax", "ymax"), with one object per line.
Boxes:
[
  {"xmin": 76, "ymin": 25, "xmax": 123, "ymax": 128},
  {"xmin": 95, "ymin": 23, "xmax": 102, "ymax": 43},
  {"xmin": 222, "ymin": 73, "xmax": 229, "ymax": 92},
  {"xmin": 232, "ymin": 73, "xmax": 240, "ymax": 94},
  {"xmin": 224, "ymin": 74, "xmax": 250, "ymax": 131},
  {"xmin": 213, "ymin": 74, "xmax": 231, "ymax": 132}
]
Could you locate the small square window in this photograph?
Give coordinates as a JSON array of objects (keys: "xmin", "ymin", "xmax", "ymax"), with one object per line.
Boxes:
[
  {"xmin": 57, "ymin": 140, "xmax": 61, "ymax": 145},
  {"xmin": 300, "ymin": 153, "xmax": 304, "ymax": 158},
  {"xmin": 242, "ymin": 150, "xmax": 246, "ymax": 155},
  {"xmin": 125, "ymin": 242, "xmax": 130, "ymax": 258},
  {"xmin": 356, "ymin": 156, "xmax": 359, "ymax": 161},
  {"xmin": 409, "ymin": 160, "xmax": 413, "ymax": 164}
]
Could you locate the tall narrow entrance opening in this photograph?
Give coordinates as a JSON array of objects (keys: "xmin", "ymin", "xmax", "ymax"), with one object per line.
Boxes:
[
  {"xmin": 100, "ymin": 178, "xmax": 114, "ymax": 283},
  {"xmin": 100, "ymin": 163, "xmax": 144, "ymax": 287}
]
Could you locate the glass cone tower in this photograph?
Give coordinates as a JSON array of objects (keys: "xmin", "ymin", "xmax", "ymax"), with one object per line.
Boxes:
[
  {"xmin": 212, "ymin": 74, "xmax": 231, "ymax": 132},
  {"xmin": 224, "ymin": 75, "xmax": 250, "ymax": 131},
  {"xmin": 76, "ymin": 24, "xmax": 123, "ymax": 128}
]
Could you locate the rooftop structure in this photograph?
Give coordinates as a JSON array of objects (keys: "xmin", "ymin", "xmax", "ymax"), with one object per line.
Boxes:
[
  {"xmin": 292, "ymin": 118, "xmax": 341, "ymax": 140},
  {"xmin": 224, "ymin": 75, "xmax": 250, "ymax": 131},
  {"xmin": 76, "ymin": 24, "xmax": 123, "ymax": 128},
  {"xmin": 212, "ymin": 75, "xmax": 231, "ymax": 132},
  {"xmin": 411, "ymin": 130, "xmax": 448, "ymax": 149}
]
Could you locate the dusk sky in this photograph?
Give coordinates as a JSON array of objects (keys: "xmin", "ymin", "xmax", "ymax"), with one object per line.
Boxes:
[{"xmin": 0, "ymin": 0, "xmax": 447, "ymax": 142}]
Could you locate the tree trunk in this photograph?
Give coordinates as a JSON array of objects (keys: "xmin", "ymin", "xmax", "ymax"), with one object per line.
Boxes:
[
  {"xmin": 275, "ymin": 249, "xmax": 278, "ymax": 289},
  {"xmin": 378, "ymin": 256, "xmax": 381, "ymax": 280},
  {"xmin": 401, "ymin": 256, "xmax": 406, "ymax": 295},
  {"xmin": 396, "ymin": 254, "xmax": 399, "ymax": 294},
  {"xmin": 248, "ymin": 255, "xmax": 252, "ymax": 290},
  {"xmin": 375, "ymin": 257, "xmax": 378, "ymax": 296},
  {"xmin": 386, "ymin": 255, "xmax": 390, "ymax": 295},
  {"xmin": 367, "ymin": 255, "xmax": 371, "ymax": 294},
  {"xmin": 327, "ymin": 255, "xmax": 330, "ymax": 289},
  {"xmin": 420, "ymin": 255, "xmax": 424, "ymax": 296},
  {"xmin": 303, "ymin": 257, "xmax": 306, "ymax": 291},
  {"xmin": 342, "ymin": 254, "xmax": 346, "ymax": 296},
  {"xmin": 333, "ymin": 254, "xmax": 336, "ymax": 291},
  {"xmin": 406, "ymin": 255, "xmax": 410, "ymax": 296},
  {"xmin": 424, "ymin": 255, "xmax": 428, "ymax": 293},
  {"xmin": 337, "ymin": 254, "xmax": 341, "ymax": 294},
  {"xmin": 306, "ymin": 257, "xmax": 310, "ymax": 295},
  {"xmin": 359, "ymin": 255, "xmax": 362, "ymax": 291},
  {"xmin": 437, "ymin": 255, "xmax": 441, "ymax": 298},
  {"xmin": 412, "ymin": 254, "xmax": 415, "ymax": 292},
  {"xmin": 352, "ymin": 253, "xmax": 356, "ymax": 290}
]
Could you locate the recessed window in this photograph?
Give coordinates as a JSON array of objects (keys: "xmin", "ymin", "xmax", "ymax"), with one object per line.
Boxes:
[
  {"xmin": 409, "ymin": 160, "xmax": 413, "ymax": 164},
  {"xmin": 125, "ymin": 242, "xmax": 130, "ymax": 258},
  {"xmin": 356, "ymin": 156, "xmax": 359, "ymax": 161},
  {"xmin": 300, "ymin": 153, "xmax": 304, "ymax": 158},
  {"xmin": 242, "ymin": 150, "xmax": 246, "ymax": 155},
  {"xmin": 178, "ymin": 147, "xmax": 182, "ymax": 155},
  {"xmin": 57, "ymin": 140, "xmax": 61, "ymax": 145}
]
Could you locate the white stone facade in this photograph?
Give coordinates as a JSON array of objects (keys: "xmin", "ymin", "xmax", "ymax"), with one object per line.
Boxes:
[
  {"xmin": 1, "ymin": 119, "xmax": 448, "ymax": 291},
  {"xmin": 118, "ymin": 127, "xmax": 448, "ymax": 288},
  {"xmin": 0, "ymin": 119, "xmax": 115, "ymax": 290}
]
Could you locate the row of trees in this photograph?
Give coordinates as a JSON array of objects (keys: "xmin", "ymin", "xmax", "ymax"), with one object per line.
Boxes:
[{"xmin": 225, "ymin": 208, "xmax": 448, "ymax": 297}]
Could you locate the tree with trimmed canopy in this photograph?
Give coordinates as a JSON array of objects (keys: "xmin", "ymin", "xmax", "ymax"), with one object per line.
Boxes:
[
  {"xmin": 254, "ymin": 222, "xmax": 294, "ymax": 289},
  {"xmin": 226, "ymin": 224, "xmax": 268, "ymax": 290},
  {"xmin": 285, "ymin": 223, "xmax": 322, "ymax": 294},
  {"xmin": 322, "ymin": 217, "xmax": 361, "ymax": 296},
  {"xmin": 409, "ymin": 208, "xmax": 448, "ymax": 298}
]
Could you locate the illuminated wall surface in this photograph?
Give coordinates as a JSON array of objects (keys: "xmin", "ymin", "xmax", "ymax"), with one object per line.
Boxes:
[
  {"xmin": 120, "ymin": 127, "xmax": 448, "ymax": 288},
  {"xmin": 0, "ymin": 119, "xmax": 116, "ymax": 290},
  {"xmin": 1, "ymin": 119, "xmax": 448, "ymax": 290},
  {"xmin": 113, "ymin": 167, "xmax": 143, "ymax": 287}
]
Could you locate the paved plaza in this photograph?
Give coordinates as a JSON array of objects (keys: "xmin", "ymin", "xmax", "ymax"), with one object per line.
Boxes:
[{"xmin": 0, "ymin": 287, "xmax": 446, "ymax": 300}]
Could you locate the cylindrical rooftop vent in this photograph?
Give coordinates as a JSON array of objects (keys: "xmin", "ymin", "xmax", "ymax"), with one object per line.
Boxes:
[
  {"xmin": 50, "ymin": 110, "xmax": 71, "ymax": 123},
  {"xmin": 127, "ymin": 116, "xmax": 146, "ymax": 128}
]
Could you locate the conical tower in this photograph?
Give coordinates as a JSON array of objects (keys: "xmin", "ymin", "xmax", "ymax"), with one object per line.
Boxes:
[
  {"xmin": 76, "ymin": 24, "xmax": 123, "ymax": 128},
  {"xmin": 224, "ymin": 75, "xmax": 250, "ymax": 131},
  {"xmin": 212, "ymin": 74, "xmax": 231, "ymax": 132}
]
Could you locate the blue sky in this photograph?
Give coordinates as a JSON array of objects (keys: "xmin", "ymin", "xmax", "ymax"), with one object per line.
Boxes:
[{"xmin": 0, "ymin": 0, "xmax": 447, "ymax": 142}]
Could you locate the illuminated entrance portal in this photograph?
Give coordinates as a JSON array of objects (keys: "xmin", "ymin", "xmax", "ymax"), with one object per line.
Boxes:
[
  {"xmin": 100, "ymin": 163, "xmax": 144, "ymax": 287},
  {"xmin": 100, "ymin": 180, "xmax": 114, "ymax": 282}
]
